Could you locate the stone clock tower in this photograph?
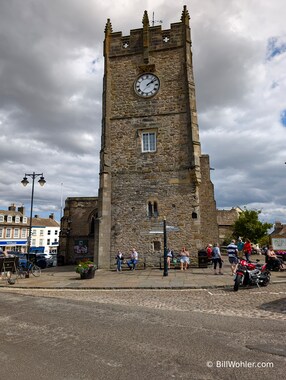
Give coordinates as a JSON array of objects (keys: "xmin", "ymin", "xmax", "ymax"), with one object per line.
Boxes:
[{"xmin": 96, "ymin": 6, "xmax": 218, "ymax": 268}]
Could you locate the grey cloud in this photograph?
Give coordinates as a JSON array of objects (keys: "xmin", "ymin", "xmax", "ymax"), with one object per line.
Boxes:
[{"xmin": 0, "ymin": 0, "xmax": 286, "ymax": 225}]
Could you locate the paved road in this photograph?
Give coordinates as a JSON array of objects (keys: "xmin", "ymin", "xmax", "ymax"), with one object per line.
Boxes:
[{"xmin": 1, "ymin": 285, "xmax": 285, "ymax": 379}]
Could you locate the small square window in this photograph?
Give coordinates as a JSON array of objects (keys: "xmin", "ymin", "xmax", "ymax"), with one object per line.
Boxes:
[{"xmin": 153, "ymin": 241, "xmax": 161, "ymax": 251}]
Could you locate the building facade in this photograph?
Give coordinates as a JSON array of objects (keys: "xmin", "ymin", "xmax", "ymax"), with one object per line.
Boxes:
[
  {"xmin": 30, "ymin": 214, "xmax": 60, "ymax": 254},
  {"xmin": 95, "ymin": 6, "xmax": 218, "ymax": 268},
  {"xmin": 58, "ymin": 197, "xmax": 98, "ymax": 264},
  {"xmin": 0, "ymin": 204, "xmax": 28, "ymax": 252},
  {"xmin": 0, "ymin": 204, "xmax": 60, "ymax": 254},
  {"xmin": 270, "ymin": 221, "xmax": 286, "ymax": 250}
]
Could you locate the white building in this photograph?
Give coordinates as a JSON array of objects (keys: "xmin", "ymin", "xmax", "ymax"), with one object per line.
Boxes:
[{"xmin": 30, "ymin": 214, "xmax": 60, "ymax": 254}]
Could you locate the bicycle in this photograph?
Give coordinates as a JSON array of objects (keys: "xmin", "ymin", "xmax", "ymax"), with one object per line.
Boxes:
[{"xmin": 17, "ymin": 261, "xmax": 41, "ymax": 278}]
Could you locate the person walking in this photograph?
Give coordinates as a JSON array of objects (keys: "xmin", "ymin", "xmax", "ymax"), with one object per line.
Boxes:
[
  {"xmin": 226, "ymin": 239, "xmax": 239, "ymax": 275},
  {"xmin": 212, "ymin": 243, "xmax": 223, "ymax": 275}
]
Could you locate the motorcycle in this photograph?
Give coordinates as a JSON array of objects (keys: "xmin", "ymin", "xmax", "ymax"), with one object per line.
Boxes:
[{"xmin": 233, "ymin": 259, "xmax": 271, "ymax": 292}]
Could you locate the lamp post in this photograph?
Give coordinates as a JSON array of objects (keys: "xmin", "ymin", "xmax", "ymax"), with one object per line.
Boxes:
[
  {"xmin": 163, "ymin": 217, "xmax": 168, "ymax": 277},
  {"xmin": 21, "ymin": 172, "xmax": 46, "ymax": 276}
]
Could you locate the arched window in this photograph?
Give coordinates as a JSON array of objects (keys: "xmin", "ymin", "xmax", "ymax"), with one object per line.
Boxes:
[
  {"xmin": 147, "ymin": 200, "xmax": 159, "ymax": 218},
  {"xmin": 153, "ymin": 202, "xmax": 158, "ymax": 217},
  {"xmin": 148, "ymin": 202, "xmax": 153, "ymax": 218},
  {"xmin": 89, "ymin": 217, "xmax": 95, "ymax": 235}
]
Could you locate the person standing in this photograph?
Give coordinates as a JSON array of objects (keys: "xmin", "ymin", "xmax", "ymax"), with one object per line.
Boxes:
[
  {"xmin": 206, "ymin": 244, "xmax": 213, "ymax": 261},
  {"xmin": 243, "ymin": 239, "xmax": 252, "ymax": 262},
  {"xmin": 227, "ymin": 239, "xmax": 239, "ymax": 275},
  {"xmin": 179, "ymin": 246, "xmax": 190, "ymax": 271},
  {"xmin": 115, "ymin": 251, "xmax": 124, "ymax": 272},
  {"xmin": 127, "ymin": 248, "xmax": 138, "ymax": 270},
  {"xmin": 212, "ymin": 243, "xmax": 223, "ymax": 275},
  {"xmin": 237, "ymin": 238, "xmax": 244, "ymax": 259},
  {"xmin": 166, "ymin": 248, "xmax": 174, "ymax": 269}
]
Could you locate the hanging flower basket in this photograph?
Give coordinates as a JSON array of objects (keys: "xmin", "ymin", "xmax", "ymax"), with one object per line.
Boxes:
[{"xmin": 76, "ymin": 260, "xmax": 96, "ymax": 279}]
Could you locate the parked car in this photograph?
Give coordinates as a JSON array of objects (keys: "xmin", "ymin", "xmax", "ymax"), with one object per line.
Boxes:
[
  {"xmin": 36, "ymin": 253, "xmax": 54, "ymax": 268},
  {"xmin": 7, "ymin": 252, "xmax": 55, "ymax": 268},
  {"xmin": 7, "ymin": 252, "xmax": 36, "ymax": 268}
]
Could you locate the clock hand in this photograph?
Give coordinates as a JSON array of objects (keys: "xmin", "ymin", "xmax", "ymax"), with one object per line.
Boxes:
[
  {"xmin": 142, "ymin": 79, "xmax": 156, "ymax": 92},
  {"xmin": 147, "ymin": 78, "xmax": 156, "ymax": 86}
]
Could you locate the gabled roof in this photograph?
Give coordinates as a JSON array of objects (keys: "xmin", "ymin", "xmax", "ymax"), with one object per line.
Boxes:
[
  {"xmin": 270, "ymin": 222, "xmax": 286, "ymax": 237},
  {"xmin": 30, "ymin": 217, "xmax": 60, "ymax": 228}
]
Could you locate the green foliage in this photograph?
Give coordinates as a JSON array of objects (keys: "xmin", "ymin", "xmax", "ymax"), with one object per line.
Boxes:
[
  {"xmin": 222, "ymin": 233, "xmax": 234, "ymax": 247},
  {"xmin": 258, "ymin": 235, "xmax": 271, "ymax": 247},
  {"xmin": 232, "ymin": 209, "xmax": 272, "ymax": 243},
  {"xmin": 75, "ymin": 260, "xmax": 96, "ymax": 274}
]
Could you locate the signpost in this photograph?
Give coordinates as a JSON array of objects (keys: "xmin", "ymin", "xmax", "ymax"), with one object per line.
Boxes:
[{"xmin": 149, "ymin": 219, "xmax": 179, "ymax": 277}]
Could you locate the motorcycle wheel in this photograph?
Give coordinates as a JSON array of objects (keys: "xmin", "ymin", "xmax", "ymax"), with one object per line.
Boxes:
[
  {"xmin": 234, "ymin": 274, "xmax": 242, "ymax": 292},
  {"xmin": 261, "ymin": 275, "xmax": 270, "ymax": 287}
]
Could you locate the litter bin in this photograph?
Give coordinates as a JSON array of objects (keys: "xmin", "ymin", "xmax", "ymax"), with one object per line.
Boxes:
[{"xmin": 198, "ymin": 249, "xmax": 208, "ymax": 268}]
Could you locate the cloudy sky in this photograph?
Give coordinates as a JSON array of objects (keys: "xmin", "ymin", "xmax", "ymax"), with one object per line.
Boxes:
[{"xmin": 0, "ymin": 0, "xmax": 285, "ymax": 225}]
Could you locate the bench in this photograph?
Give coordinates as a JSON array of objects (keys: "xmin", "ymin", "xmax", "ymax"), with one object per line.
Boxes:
[
  {"xmin": 115, "ymin": 258, "xmax": 146, "ymax": 270},
  {"xmin": 159, "ymin": 255, "xmax": 212, "ymax": 269},
  {"xmin": 159, "ymin": 256, "xmax": 188, "ymax": 270}
]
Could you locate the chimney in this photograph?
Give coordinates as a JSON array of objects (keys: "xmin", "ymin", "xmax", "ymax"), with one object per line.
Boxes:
[
  {"xmin": 274, "ymin": 221, "xmax": 283, "ymax": 231},
  {"xmin": 18, "ymin": 206, "xmax": 25, "ymax": 215},
  {"xmin": 49, "ymin": 213, "xmax": 54, "ymax": 220},
  {"xmin": 8, "ymin": 204, "xmax": 16, "ymax": 211}
]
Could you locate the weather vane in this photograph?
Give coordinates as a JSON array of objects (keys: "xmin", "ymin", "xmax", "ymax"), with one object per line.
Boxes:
[{"xmin": 152, "ymin": 12, "xmax": 163, "ymax": 27}]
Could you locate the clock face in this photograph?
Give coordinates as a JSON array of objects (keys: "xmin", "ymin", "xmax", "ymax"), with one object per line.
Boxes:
[{"xmin": 134, "ymin": 73, "xmax": 160, "ymax": 98}]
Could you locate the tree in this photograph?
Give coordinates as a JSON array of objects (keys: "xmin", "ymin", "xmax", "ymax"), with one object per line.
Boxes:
[{"xmin": 232, "ymin": 209, "xmax": 272, "ymax": 243}]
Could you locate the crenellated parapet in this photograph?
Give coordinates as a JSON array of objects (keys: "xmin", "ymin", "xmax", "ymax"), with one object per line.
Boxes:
[{"xmin": 104, "ymin": 12, "xmax": 191, "ymax": 58}]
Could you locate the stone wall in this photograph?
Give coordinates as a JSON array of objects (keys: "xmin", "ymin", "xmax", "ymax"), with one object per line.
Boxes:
[
  {"xmin": 59, "ymin": 197, "xmax": 98, "ymax": 265},
  {"xmin": 97, "ymin": 7, "xmax": 219, "ymax": 268},
  {"xmin": 217, "ymin": 208, "xmax": 241, "ymax": 244}
]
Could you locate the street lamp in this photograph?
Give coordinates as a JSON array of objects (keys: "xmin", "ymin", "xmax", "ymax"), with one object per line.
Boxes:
[{"xmin": 21, "ymin": 172, "xmax": 46, "ymax": 276}]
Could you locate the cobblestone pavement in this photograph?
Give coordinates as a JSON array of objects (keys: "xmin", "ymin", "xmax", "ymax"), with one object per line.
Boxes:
[
  {"xmin": 1, "ymin": 283, "xmax": 285, "ymax": 321},
  {"xmin": 1, "ymin": 254, "xmax": 285, "ymax": 290}
]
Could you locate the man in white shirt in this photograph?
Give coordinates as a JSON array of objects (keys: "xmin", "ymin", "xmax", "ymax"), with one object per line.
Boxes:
[{"xmin": 127, "ymin": 248, "xmax": 138, "ymax": 270}]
